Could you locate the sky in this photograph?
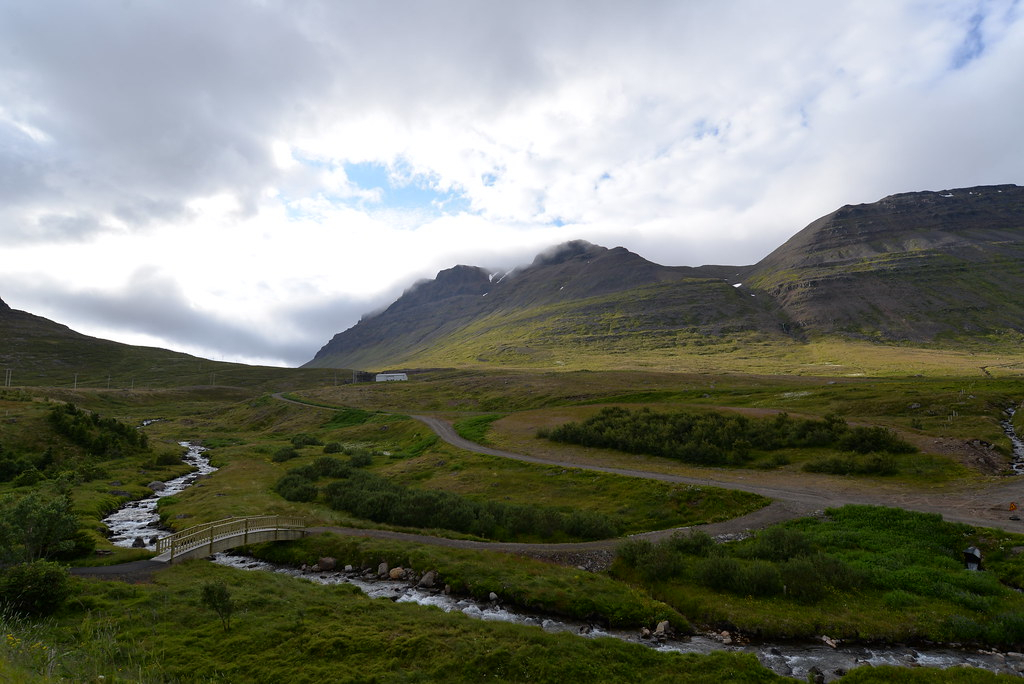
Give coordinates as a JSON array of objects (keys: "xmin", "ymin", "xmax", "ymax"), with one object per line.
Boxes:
[{"xmin": 1, "ymin": 0, "xmax": 1022, "ymax": 368}]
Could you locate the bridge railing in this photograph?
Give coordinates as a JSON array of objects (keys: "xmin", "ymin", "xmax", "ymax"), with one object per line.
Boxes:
[{"xmin": 155, "ymin": 515, "xmax": 307, "ymax": 561}]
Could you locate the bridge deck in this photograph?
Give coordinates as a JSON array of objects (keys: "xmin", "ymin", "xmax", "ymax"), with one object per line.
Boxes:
[{"xmin": 153, "ymin": 516, "xmax": 307, "ymax": 563}]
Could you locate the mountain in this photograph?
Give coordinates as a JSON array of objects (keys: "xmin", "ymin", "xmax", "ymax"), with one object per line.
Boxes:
[
  {"xmin": 304, "ymin": 240, "xmax": 796, "ymax": 369},
  {"xmin": 745, "ymin": 185, "xmax": 1024, "ymax": 341},
  {"xmin": 0, "ymin": 301, "xmax": 327, "ymax": 390},
  {"xmin": 306, "ymin": 185, "xmax": 1024, "ymax": 370}
]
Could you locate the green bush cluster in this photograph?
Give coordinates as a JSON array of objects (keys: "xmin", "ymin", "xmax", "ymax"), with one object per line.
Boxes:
[
  {"xmin": 618, "ymin": 528, "xmax": 861, "ymax": 604},
  {"xmin": 290, "ymin": 433, "xmax": 322, "ymax": 448},
  {"xmin": 47, "ymin": 403, "xmax": 148, "ymax": 458},
  {"xmin": 321, "ymin": 470, "xmax": 619, "ymax": 541},
  {"xmin": 542, "ymin": 407, "xmax": 914, "ymax": 467},
  {"xmin": 272, "ymin": 457, "xmax": 618, "ymax": 541},
  {"xmin": 0, "ymin": 560, "xmax": 72, "ymax": 616}
]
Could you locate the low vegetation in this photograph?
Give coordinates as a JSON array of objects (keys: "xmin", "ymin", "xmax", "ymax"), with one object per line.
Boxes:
[
  {"xmin": 1, "ymin": 365, "xmax": 1022, "ymax": 681},
  {"xmin": 613, "ymin": 506, "xmax": 1024, "ymax": 646},
  {"xmin": 541, "ymin": 406, "xmax": 915, "ymax": 469}
]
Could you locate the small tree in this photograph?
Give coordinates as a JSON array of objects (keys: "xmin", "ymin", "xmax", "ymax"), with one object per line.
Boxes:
[
  {"xmin": 0, "ymin": 492, "xmax": 79, "ymax": 563},
  {"xmin": 201, "ymin": 581, "xmax": 233, "ymax": 632}
]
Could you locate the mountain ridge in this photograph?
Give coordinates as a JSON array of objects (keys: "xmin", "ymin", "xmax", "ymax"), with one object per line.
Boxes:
[{"xmin": 306, "ymin": 184, "xmax": 1023, "ymax": 369}]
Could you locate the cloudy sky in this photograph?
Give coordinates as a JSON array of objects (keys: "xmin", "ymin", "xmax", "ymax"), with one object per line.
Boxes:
[{"xmin": 1, "ymin": 1, "xmax": 1022, "ymax": 367}]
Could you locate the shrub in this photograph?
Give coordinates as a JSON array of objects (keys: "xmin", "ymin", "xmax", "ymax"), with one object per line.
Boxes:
[
  {"xmin": 291, "ymin": 434, "xmax": 323, "ymax": 448},
  {"xmin": 0, "ymin": 560, "xmax": 72, "ymax": 616},
  {"xmin": 696, "ymin": 555, "xmax": 742, "ymax": 593},
  {"xmin": 617, "ymin": 539, "xmax": 653, "ymax": 567},
  {"xmin": 200, "ymin": 581, "xmax": 233, "ymax": 632},
  {"xmin": 780, "ymin": 557, "xmax": 827, "ymax": 603},
  {"xmin": 666, "ymin": 530, "xmax": 716, "ymax": 557},
  {"xmin": 272, "ymin": 447, "xmax": 300, "ymax": 463},
  {"xmin": 349, "ymin": 451, "xmax": 373, "ymax": 468},
  {"xmin": 323, "ymin": 442, "xmax": 342, "ymax": 454},
  {"xmin": 311, "ymin": 457, "xmax": 351, "ymax": 478},
  {"xmin": 744, "ymin": 527, "xmax": 812, "ymax": 561},
  {"xmin": 741, "ymin": 561, "xmax": 783, "ymax": 597},
  {"xmin": 274, "ymin": 474, "xmax": 318, "ymax": 502},
  {"xmin": 156, "ymin": 451, "xmax": 184, "ymax": 466}
]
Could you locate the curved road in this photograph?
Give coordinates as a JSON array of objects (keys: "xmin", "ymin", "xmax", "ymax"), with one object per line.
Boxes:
[
  {"xmin": 274, "ymin": 393, "xmax": 1024, "ymax": 533},
  {"xmin": 78, "ymin": 397, "xmax": 1024, "ymax": 578}
]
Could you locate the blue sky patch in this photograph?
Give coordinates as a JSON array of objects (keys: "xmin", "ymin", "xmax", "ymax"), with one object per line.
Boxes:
[{"xmin": 344, "ymin": 161, "xmax": 470, "ymax": 213}]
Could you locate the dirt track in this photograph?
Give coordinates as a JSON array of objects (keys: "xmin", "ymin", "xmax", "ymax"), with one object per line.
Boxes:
[{"xmin": 80, "ymin": 398, "xmax": 1024, "ymax": 580}]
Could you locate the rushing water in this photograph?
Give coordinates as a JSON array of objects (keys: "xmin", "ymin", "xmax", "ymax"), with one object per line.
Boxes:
[
  {"xmin": 101, "ymin": 441, "xmax": 217, "ymax": 550},
  {"xmin": 212, "ymin": 553, "xmax": 1023, "ymax": 681},
  {"xmin": 99, "ymin": 439, "xmax": 1023, "ymax": 680},
  {"xmin": 1003, "ymin": 407, "xmax": 1024, "ymax": 475}
]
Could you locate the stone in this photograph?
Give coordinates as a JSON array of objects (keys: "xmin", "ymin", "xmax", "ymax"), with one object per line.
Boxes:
[
  {"xmin": 444, "ymin": 584, "xmax": 451, "ymax": 595},
  {"xmin": 640, "ymin": 627, "xmax": 651, "ymax": 639},
  {"xmin": 488, "ymin": 591, "xmax": 499, "ymax": 602},
  {"xmin": 654, "ymin": 620, "xmax": 670, "ymax": 638},
  {"xmin": 808, "ymin": 666, "xmax": 825, "ymax": 684},
  {"xmin": 377, "ymin": 561, "xmax": 389, "ymax": 577},
  {"xmin": 318, "ymin": 557, "xmax": 337, "ymax": 571},
  {"xmin": 147, "ymin": 481, "xmax": 166, "ymax": 491},
  {"xmin": 132, "ymin": 536, "xmax": 146, "ymax": 548},
  {"xmin": 389, "ymin": 567, "xmax": 405, "ymax": 580},
  {"xmin": 417, "ymin": 570, "xmax": 438, "ymax": 588},
  {"xmin": 344, "ymin": 564, "xmax": 354, "ymax": 573}
]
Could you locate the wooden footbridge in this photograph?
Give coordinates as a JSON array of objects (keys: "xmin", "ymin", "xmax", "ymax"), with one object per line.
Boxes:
[{"xmin": 153, "ymin": 516, "xmax": 308, "ymax": 563}]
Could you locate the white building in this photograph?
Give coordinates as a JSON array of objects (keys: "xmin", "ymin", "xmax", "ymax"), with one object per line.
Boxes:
[{"xmin": 375, "ymin": 372, "xmax": 408, "ymax": 382}]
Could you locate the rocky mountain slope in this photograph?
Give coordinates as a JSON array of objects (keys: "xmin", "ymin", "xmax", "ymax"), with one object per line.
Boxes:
[
  {"xmin": 306, "ymin": 185, "xmax": 1023, "ymax": 369},
  {"xmin": 746, "ymin": 185, "xmax": 1024, "ymax": 342}
]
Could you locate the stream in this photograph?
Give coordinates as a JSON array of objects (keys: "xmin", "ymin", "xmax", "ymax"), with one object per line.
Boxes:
[
  {"xmin": 1003, "ymin": 407, "xmax": 1024, "ymax": 474},
  {"xmin": 211, "ymin": 553, "xmax": 1022, "ymax": 681},
  {"xmin": 100, "ymin": 439, "xmax": 1024, "ymax": 680},
  {"xmin": 101, "ymin": 442, "xmax": 217, "ymax": 550}
]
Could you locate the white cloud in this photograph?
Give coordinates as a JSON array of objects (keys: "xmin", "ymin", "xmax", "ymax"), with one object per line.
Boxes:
[{"xmin": 0, "ymin": 0, "xmax": 1021, "ymax": 366}]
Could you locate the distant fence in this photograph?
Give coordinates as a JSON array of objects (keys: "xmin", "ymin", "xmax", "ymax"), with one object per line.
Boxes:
[{"xmin": 154, "ymin": 516, "xmax": 307, "ymax": 563}]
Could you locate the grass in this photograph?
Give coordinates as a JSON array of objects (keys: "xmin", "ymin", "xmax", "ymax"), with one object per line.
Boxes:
[
  {"xmin": 611, "ymin": 505, "xmax": 1024, "ymax": 646},
  {"xmin": 23, "ymin": 562, "xmax": 784, "ymax": 683},
  {"xmin": 376, "ymin": 448, "xmax": 769, "ymax": 535},
  {"xmin": 246, "ymin": 534, "xmax": 684, "ymax": 629}
]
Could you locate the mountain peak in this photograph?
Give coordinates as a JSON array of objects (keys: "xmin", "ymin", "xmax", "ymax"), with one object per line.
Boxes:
[
  {"xmin": 0, "ymin": 296, "xmax": 9, "ymax": 311},
  {"xmin": 530, "ymin": 240, "xmax": 606, "ymax": 267}
]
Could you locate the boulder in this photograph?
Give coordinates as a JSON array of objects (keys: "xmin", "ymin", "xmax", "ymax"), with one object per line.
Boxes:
[
  {"xmin": 377, "ymin": 561, "xmax": 389, "ymax": 577},
  {"xmin": 389, "ymin": 567, "xmax": 405, "ymax": 580},
  {"xmin": 417, "ymin": 570, "xmax": 438, "ymax": 588},
  {"xmin": 654, "ymin": 620, "xmax": 670, "ymax": 638},
  {"xmin": 147, "ymin": 481, "xmax": 166, "ymax": 491},
  {"xmin": 318, "ymin": 557, "xmax": 337, "ymax": 571},
  {"xmin": 131, "ymin": 536, "xmax": 147, "ymax": 548},
  {"xmin": 488, "ymin": 591, "xmax": 499, "ymax": 602},
  {"xmin": 344, "ymin": 564, "xmax": 354, "ymax": 573}
]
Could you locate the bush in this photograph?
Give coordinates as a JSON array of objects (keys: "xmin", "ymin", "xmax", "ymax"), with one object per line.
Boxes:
[
  {"xmin": 156, "ymin": 451, "xmax": 184, "ymax": 466},
  {"xmin": 311, "ymin": 457, "xmax": 351, "ymax": 479},
  {"xmin": 667, "ymin": 530, "xmax": 716, "ymax": 557},
  {"xmin": 743, "ymin": 527, "xmax": 812, "ymax": 561},
  {"xmin": 349, "ymin": 451, "xmax": 373, "ymax": 468},
  {"xmin": 0, "ymin": 560, "xmax": 72, "ymax": 616},
  {"xmin": 741, "ymin": 561, "xmax": 783, "ymax": 597},
  {"xmin": 323, "ymin": 442, "xmax": 342, "ymax": 454},
  {"xmin": 696, "ymin": 555, "xmax": 742, "ymax": 593},
  {"xmin": 617, "ymin": 539, "xmax": 653, "ymax": 567},
  {"xmin": 272, "ymin": 447, "xmax": 300, "ymax": 463},
  {"xmin": 291, "ymin": 434, "xmax": 323, "ymax": 448},
  {"xmin": 274, "ymin": 474, "xmax": 318, "ymax": 502}
]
